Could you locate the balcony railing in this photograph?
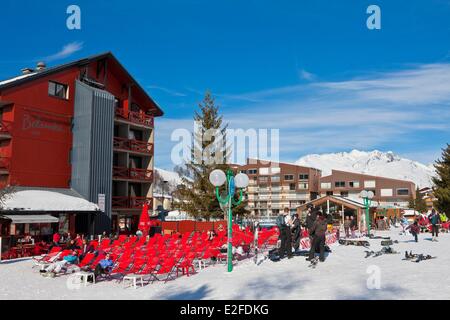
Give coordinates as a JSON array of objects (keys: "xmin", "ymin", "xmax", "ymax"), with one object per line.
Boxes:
[
  {"xmin": 112, "ymin": 197, "xmax": 152, "ymax": 209},
  {"xmin": 113, "ymin": 137, "xmax": 153, "ymax": 155},
  {"xmin": 0, "ymin": 120, "xmax": 12, "ymax": 138},
  {"xmin": 113, "ymin": 167, "xmax": 153, "ymax": 182},
  {"xmin": 115, "ymin": 108, "xmax": 154, "ymax": 127},
  {"xmin": 0, "ymin": 157, "xmax": 10, "ymax": 173}
]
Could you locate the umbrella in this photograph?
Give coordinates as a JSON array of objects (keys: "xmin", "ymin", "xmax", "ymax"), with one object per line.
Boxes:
[{"xmin": 138, "ymin": 203, "xmax": 151, "ymax": 236}]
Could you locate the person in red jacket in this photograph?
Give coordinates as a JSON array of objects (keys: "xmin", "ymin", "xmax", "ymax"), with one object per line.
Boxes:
[
  {"xmin": 406, "ymin": 220, "xmax": 420, "ymax": 242},
  {"xmin": 52, "ymin": 233, "xmax": 61, "ymax": 247}
]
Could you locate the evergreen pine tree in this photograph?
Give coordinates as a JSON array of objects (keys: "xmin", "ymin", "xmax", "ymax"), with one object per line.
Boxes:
[
  {"xmin": 408, "ymin": 187, "xmax": 428, "ymax": 213},
  {"xmin": 432, "ymin": 144, "xmax": 450, "ymax": 216},
  {"xmin": 175, "ymin": 91, "xmax": 249, "ymax": 220}
]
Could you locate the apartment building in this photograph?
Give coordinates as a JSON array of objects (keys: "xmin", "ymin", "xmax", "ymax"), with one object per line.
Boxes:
[
  {"xmin": 0, "ymin": 52, "xmax": 163, "ymax": 234},
  {"xmin": 319, "ymin": 170, "xmax": 416, "ymax": 208},
  {"xmin": 233, "ymin": 159, "xmax": 322, "ymax": 216}
]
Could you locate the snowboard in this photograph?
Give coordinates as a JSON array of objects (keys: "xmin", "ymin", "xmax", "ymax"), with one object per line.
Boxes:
[
  {"xmin": 381, "ymin": 240, "xmax": 398, "ymax": 246},
  {"xmin": 339, "ymin": 239, "xmax": 370, "ymax": 247},
  {"xmin": 365, "ymin": 246, "xmax": 399, "ymax": 258}
]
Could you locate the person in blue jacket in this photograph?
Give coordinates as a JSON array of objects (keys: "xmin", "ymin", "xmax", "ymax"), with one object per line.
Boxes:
[
  {"xmin": 428, "ymin": 209, "xmax": 441, "ymax": 242},
  {"xmin": 94, "ymin": 253, "xmax": 114, "ymax": 280},
  {"xmin": 40, "ymin": 251, "xmax": 79, "ymax": 277}
]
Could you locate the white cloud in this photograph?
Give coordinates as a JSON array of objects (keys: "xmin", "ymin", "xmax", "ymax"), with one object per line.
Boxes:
[
  {"xmin": 147, "ymin": 85, "xmax": 187, "ymax": 97},
  {"xmin": 299, "ymin": 69, "xmax": 316, "ymax": 81},
  {"xmin": 42, "ymin": 41, "xmax": 84, "ymax": 62},
  {"xmin": 154, "ymin": 63, "xmax": 450, "ymax": 167}
]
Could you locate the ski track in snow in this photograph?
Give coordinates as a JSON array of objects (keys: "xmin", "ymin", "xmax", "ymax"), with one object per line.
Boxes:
[{"xmin": 1, "ymin": 229, "xmax": 450, "ymax": 300}]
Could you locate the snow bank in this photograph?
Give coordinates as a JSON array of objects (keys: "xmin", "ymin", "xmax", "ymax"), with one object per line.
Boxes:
[
  {"xmin": 2, "ymin": 188, "xmax": 99, "ymax": 212},
  {"xmin": 1, "ymin": 229, "xmax": 449, "ymax": 300}
]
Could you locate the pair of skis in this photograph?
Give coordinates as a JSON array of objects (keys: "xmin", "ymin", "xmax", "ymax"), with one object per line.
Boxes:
[{"xmin": 403, "ymin": 251, "xmax": 436, "ymax": 263}]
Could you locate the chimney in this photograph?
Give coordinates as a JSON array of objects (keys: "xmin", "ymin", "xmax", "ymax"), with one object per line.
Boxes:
[
  {"xmin": 36, "ymin": 61, "xmax": 46, "ymax": 71},
  {"xmin": 21, "ymin": 68, "xmax": 34, "ymax": 75}
]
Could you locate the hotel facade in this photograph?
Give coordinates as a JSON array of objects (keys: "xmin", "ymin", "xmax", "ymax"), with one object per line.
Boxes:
[{"xmin": 0, "ymin": 52, "xmax": 163, "ymax": 236}]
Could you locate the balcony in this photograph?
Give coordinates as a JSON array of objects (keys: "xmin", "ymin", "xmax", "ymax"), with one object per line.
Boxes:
[
  {"xmin": 115, "ymin": 108, "xmax": 154, "ymax": 128},
  {"xmin": 0, "ymin": 120, "xmax": 12, "ymax": 141},
  {"xmin": 112, "ymin": 197, "xmax": 152, "ymax": 210},
  {"xmin": 0, "ymin": 157, "xmax": 10, "ymax": 174},
  {"xmin": 113, "ymin": 137, "xmax": 153, "ymax": 156},
  {"xmin": 113, "ymin": 167, "xmax": 153, "ymax": 182}
]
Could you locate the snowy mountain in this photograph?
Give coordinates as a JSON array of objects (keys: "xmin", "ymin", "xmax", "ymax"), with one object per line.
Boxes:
[
  {"xmin": 296, "ymin": 150, "xmax": 436, "ymax": 188},
  {"xmin": 153, "ymin": 168, "xmax": 183, "ymax": 196}
]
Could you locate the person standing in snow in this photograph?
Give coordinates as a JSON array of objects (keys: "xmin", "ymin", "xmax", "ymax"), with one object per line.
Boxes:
[
  {"xmin": 350, "ymin": 215, "xmax": 357, "ymax": 238},
  {"xmin": 277, "ymin": 208, "xmax": 293, "ymax": 259},
  {"xmin": 428, "ymin": 209, "xmax": 441, "ymax": 242},
  {"xmin": 291, "ymin": 213, "xmax": 302, "ymax": 253},
  {"xmin": 306, "ymin": 205, "xmax": 318, "ymax": 240},
  {"xmin": 344, "ymin": 216, "xmax": 351, "ymax": 238},
  {"xmin": 406, "ymin": 220, "xmax": 420, "ymax": 242},
  {"xmin": 307, "ymin": 211, "xmax": 328, "ymax": 262}
]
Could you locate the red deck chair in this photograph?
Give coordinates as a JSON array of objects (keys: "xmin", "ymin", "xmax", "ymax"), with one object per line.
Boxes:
[
  {"xmin": 78, "ymin": 252, "xmax": 96, "ymax": 269},
  {"xmin": 150, "ymin": 257, "xmax": 178, "ymax": 284},
  {"xmin": 99, "ymin": 238, "xmax": 111, "ymax": 250},
  {"xmin": 87, "ymin": 253, "xmax": 106, "ymax": 271}
]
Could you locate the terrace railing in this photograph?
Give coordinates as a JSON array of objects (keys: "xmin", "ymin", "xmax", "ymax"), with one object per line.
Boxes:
[
  {"xmin": 112, "ymin": 196, "xmax": 152, "ymax": 209},
  {"xmin": 115, "ymin": 108, "xmax": 154, "ymax": 128},
  {"xmin": 113, "ymin": 137, "xmax": 153, "ymax": 155},
  {"xmin": 113, "ymin": 167, "xmax": 153, "ymax": 182}
]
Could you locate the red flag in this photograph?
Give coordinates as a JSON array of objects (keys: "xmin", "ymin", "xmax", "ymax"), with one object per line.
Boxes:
[{"xmin": 138, "ymin": 203, "xmax": 151, "ymax": 236}]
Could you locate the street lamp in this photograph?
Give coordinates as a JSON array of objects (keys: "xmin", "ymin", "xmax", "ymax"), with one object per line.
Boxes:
[
  {"xmin": 360, "ymin": 190, "xmax": 375, "ymax": 236},
  {"xmin": 209, "ymin": 169, "xmax": 249, "ymax": 272}
]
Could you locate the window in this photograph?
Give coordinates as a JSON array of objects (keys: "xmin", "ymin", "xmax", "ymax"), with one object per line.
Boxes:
[
  {"xmin": 397, "ymin": 188, "xmax": 409, "ymax": 196},
  {"xmin": 240, "ymin": 170, "xmax": 247, "ymax": 174},
  {"xmin": 259, "ymin": 176, "xmax": 269, "ymax": 183},
  {"xmin": 289, "ymin": 183, "xmax": 296, "ymax": 191},
  {"xmin": 248, "ymin": 169, "xmax": 257, "ymax": 175},
  {"xmin": 271, "ymin": 176, "xmax": 280, "ymax": 182},
  {"xmin": 298, "ymin": 183, "xmax": 309, "ymax": 190},
  {"xmin": 340, "ymin": 191, "xmax": 349, "ymax": 197},
  {"xmin": 284, "ymin": 174, "xmax": 294, "ymax": 181},
  {"xmin": 364, "ymin": 180, "xmax": 376, "ymax": 188},
  {"xmin": 48, "ymin": 81, "xmax": 68, "ymax": 99},
  {"xmin": 381, "ymin": 189, "xmax": 393, "ymax": 197},
  {"xmin": 326, "ymin": 191, "xmax": 334, "ymax": 196},
  {"xmin": 321, "ymin": 182, "xmax": 331, "ymax": 189},
  {"xmin": 299, "ymin": 174, "xmax": 309, "ymax": 180},
  {"xmin": 349, "ymin": 181, "xmax": 360, "ymax": 188},
  {"xmin": 335, "ymin": 181, "xmax": 346, "ymax": 188},
  {"xmin": 259, "ymin": 167, "xmax": 270, "ymax": 175}
]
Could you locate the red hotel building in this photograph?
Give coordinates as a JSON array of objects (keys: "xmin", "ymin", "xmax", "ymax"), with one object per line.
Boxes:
[{"xmin": 0, "ymin": 52, "xmax": 164, "ymax": 235}]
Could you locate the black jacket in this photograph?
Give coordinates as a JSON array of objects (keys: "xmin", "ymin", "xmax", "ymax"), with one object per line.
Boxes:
[
  {"xmin": 306, "ymin": 210, "xmax": 318, "ymax": 230},
  {"xmin": 291, "ymin": 218, "xmax": 301, "ymax": 237},
  {"xmin": 310, "ymin": 216, "xmax": 328, "ymax": 238}
]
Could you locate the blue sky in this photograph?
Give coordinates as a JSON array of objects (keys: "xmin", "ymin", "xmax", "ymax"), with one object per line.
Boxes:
[{"xmin": 1, "ymin": 0, "xmax": 449, "ymax": 169}]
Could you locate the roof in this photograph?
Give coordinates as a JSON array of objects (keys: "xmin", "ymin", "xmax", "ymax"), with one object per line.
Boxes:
[
  {"xmin": 0, "ymin": 214, "xmax": 59, "ymax": 224},
  {"xmin": 0, "ymin": 52, "xmax": 164, "ymax": 117},
  {"xmin": 0, "ymin": 187, "xmax": 99, "ymax": 212},
  {"xmin": 321, "ymin": 169, "xmax": 415, "ymax": 185},
  {"xmin": 297, "ymin": 195, "xmax": 378, "ymax": 211}
]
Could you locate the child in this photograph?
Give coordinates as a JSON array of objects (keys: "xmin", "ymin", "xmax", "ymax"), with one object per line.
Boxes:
[{"xmin": 406, "ymin": 221, "xmax": 420, "ymax": 243}]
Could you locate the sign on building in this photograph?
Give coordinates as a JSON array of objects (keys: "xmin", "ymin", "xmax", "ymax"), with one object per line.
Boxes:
[{"xmin": 98, "ymin": 194, "xmax": 106, "ymax": 212}]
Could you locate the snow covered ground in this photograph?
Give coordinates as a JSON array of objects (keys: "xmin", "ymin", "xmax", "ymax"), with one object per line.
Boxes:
[{"xmin": 1, "ymin": 228, "xmax": 449, "ymax": 300}]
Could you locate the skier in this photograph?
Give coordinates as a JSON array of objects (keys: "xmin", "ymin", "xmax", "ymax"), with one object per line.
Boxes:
[
  {"xmin": 276, "ymin": 208, "xmax": 293, "ymax": 259},
  {"xmin": 439, "ymin": 211, "xmax": 448, "ymax": 223},
  {"xmin": 428, "ymin": 209, "xmax": 441, "ymax": 242},
  {"xmin": 291, "ymin": 213, "xmax": 302, "ymax": 253},
  {"xmin": 400, "ymin": 216, "xmax": 409, "ymax": 234},
  {"xmin": 307, "ymin": 211, "xmax": 328, "ymax": 262},
  {"xmin": 306, "ymin": 205, "xmax": 318, "ymax": 241},
  {"xmin": 344, "ymin": 216, "xmax": 351, "ymax": 238},
  {"xmin": 406, "ymin": 220, "xmax": 420, "ymax": 243},
  {"xmin": 350, "ymin": 215, "xmax": 357, "ymax": 238}
]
